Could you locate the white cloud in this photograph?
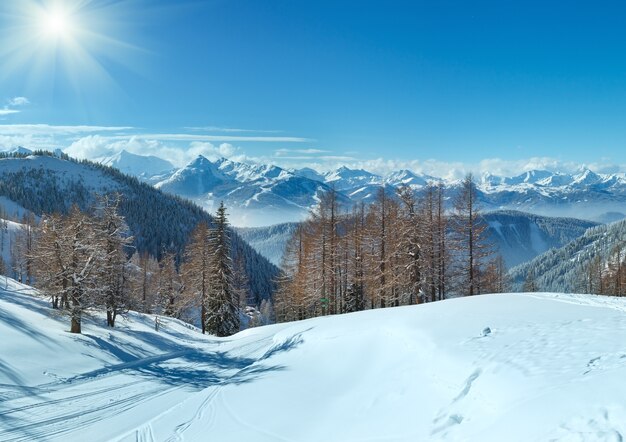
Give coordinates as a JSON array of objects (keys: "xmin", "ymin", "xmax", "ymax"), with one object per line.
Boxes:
[
  {"xmin": 186, "ymin": 126, "xmax": 282, "ymax": 133},
  {"xmin": 0, "ymin": 109, "xmax": 20, "ymax": 116},
  {"xmin": 274, "ymin": 148, "xmax": 330, "ymax": 156},
  {"xmin": 0, "ymin": 124, "xmax": 133, "ymax": 135},
  {"xmin": 105, "ymin": 133, "xmax": 311, "ymax": 143},
  {"xmin": 7, "ymin": 97, "xmax": 30, "ymax": 107},
  {"xmin": 186, "ymin": 141, "xmax": 238, "ymax": 161},
  {"xmin": 0, "ymin": 133, "xmax": 54, "ymax": 150},
  {"xmin": 3, "ymin": 121, "xmax": 624, "ymax": 179},
  {"xmin": 66, "ymin": 136, "xmax": 243, "ymax": 167}
]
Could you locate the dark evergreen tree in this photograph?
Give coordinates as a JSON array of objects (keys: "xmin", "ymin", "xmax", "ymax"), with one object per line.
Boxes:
[{"xmin": 206, "ymin": 202, "xmax": 240, "ymax": 337}]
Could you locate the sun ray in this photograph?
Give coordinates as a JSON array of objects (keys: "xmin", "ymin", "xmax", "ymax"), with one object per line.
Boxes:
[{"xmin": 0, "ymin": 0, "xmax": 146, "ymax": 112}]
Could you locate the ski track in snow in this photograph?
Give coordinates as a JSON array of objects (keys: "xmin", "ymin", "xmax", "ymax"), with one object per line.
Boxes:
[
  {"xmin": 0, "ymin": 351, "xmax": 190, "ymax": 442},
  {"xmin": 4, "ymin": 281, "xmax": 626, "ymax": 441}
]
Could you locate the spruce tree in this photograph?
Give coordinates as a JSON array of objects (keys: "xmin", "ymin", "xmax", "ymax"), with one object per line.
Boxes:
[{"xmin": 206, "ymin": 202, "xmax": 239, "ymax": 337}]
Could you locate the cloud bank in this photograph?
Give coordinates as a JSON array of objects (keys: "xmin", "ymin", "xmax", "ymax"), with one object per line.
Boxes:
[{"xmin": 0, "ymin": 122, "xmax": 624, "ymax": 179}]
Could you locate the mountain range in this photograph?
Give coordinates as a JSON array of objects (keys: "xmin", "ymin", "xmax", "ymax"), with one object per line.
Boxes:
[{"xmin": 91, "ymin": 149, "xmax": 626, "ymax": 227}]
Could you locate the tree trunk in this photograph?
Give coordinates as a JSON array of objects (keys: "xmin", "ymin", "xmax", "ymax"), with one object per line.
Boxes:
[
  {"xmin": 70, "ymin": 312, "xmax": 81, "ymax": 333},
  {"xmin": 201, "ymin": 303, "xmax": 206, "ymax": 334},
  {"xmin": 106, "ymin": 309, "xmax": 116, "ymax": 327}
]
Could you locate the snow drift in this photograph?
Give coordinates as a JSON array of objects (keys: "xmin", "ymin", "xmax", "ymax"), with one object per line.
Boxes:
[{"xmin": 1, "ymin": 278, "xmax": 626, "ymax": 441}]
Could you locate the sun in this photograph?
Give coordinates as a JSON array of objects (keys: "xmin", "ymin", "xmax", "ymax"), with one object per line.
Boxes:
[
  {"xmin": 43, "ymin": 10, "xmax": 72, "ymax": 38},
  {"xmin": 1, "ymin": 0, "xmax": 144, "ymax": 105}
]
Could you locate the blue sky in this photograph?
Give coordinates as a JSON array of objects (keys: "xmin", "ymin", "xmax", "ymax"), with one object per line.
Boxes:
[{"xmin": 1, "ymin": 0, "xmax": 626, "ymax": 177}]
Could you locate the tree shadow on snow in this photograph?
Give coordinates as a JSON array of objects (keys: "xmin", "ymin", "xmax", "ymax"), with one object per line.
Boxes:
[
  {"xmin": 70, "ymin": 330, "xmax": 305, "ymax": 391},
  {"xmin": 0, "ymin": 305, "xmax": 55, "ymax": 346},
  {"xmin": 0, "ymin": 289, "xmax": 60, "ymax": 322},
  {"xmin": 0, "ymin": 360, "xmax": 51, "ymax": 442}
]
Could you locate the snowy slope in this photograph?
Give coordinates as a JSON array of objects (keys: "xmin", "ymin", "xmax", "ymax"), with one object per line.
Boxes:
[
  {"xmin": 97, "ymin": 150, "xmax": 174, "ymax": 179},
  {"xmin": 0, "ymin": 218, "xmax": 25, "ymax": 271},
  {"xmin": 235, "ymin": 222, "xmax": 299, "ymax": 266},
  {"xmin": 3, "ymin": 279, "xmax": 626, "ymax": 441},
  {"xmin": 0, "ymin": 147, "xmax": 33, "ymax": 155}
]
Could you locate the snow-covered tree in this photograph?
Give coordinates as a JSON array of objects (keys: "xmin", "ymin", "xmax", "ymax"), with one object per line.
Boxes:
[
  {"xmin": 33, "ymin": 206, "xmax": 101, "ymax": 333},
  {"xmin": 92, "ymin": 194, "xmax": 134, "ymax": 327}
]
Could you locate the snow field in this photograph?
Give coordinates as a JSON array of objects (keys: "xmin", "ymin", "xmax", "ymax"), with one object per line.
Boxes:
[{"xmin": 2, "ymin": 278, "xmax": 626, "ymax": 441}]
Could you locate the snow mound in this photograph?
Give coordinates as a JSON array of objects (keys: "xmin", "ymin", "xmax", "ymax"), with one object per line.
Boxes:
[{"xmin": 2, "ymin": 281, "xmax": 626, "ymax": 441}]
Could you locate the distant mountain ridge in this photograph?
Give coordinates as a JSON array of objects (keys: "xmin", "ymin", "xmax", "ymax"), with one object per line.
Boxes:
[
  {"xmin": 509, "ymin": 218, "xmax": 626, "ymax": 292},
  {"xmin": 95, "ymin": 150, "xmax": 626, "ymax": 226},
  {"xmin": 484, "ymin": 210, "xmax": 598, "ymax": 268},
  {"xmin": 97, "ymin": 149, "xmax": 174, "ymax": 179}
]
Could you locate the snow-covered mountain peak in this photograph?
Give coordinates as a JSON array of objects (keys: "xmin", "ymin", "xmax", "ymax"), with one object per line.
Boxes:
[
  {"xmin": 536, "ymin": 172, "xmax": 573, "ymax": 187},
  {"xmin": 385, "ymin": 169, "xmax": 431, "ymax": 187},
  {"xmin": 479, "ymin": 172, "xmax": 503, "ymax": 187},
  {"xmin": 215, "ymin": 158, "xmax": 292, "ymax": 183},
  {"xmin": 293, "ymin": 167, "xmax": 326, "ymax": 182},
  {"xmin": 186, "ymin": 154, "xmax": 213, "ymax": 168},
  {"xmin": 572, "ymin": 168, "xmax": 602, "ymax": 186},
  {"xmin": 1, "ymin": 146, "xmax": 33, "ymax": 155},
  {"xmin": 155, "ymin": 154, "xmax": 226, "ymax": 195},
  {"xmin": 78, "ymin": 149, "xmax": 626, "ymax": 226},
  {"xmin": 325, "ymin": 166, "xmax": 381, "ymax": 190},
  {"xmin": 504, "ymin": 169, "xmax": 553, "ymax": 186},
  {"xmin": 98, "ymin": 149, "xmax": 174, "ymax": 178}
]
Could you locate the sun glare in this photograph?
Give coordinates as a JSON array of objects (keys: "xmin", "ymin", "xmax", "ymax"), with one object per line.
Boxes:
[
  {"xmin": 44, "ymin": 10, "xmax": 70, "ymax": 37},
  {"xmin": 2, "ymin": 0, "xmax": 143, "ymax": 104}
]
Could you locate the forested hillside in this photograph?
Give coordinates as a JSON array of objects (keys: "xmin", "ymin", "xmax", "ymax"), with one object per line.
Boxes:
[
  {"xmin": 0, "ymin": 152, "xmax": 278, "ymax": 302},
  {"xmin": 235, "ymin": 222, "xmax": 299, "ymax": 266},
  {"xmin": 485, "ymin": 210, "xmax": 598, "ymax": 268},
  {"xmin": 509, "ymin": 219, "xmax": 626, "ymax": 293}
]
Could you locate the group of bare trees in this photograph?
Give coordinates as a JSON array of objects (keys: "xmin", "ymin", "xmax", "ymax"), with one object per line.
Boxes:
[
  {"xmin": 581, "ymin": 245, "xmax": 626, "ymax": 296},
  {"xmin": 31, "ymin": 196, "xmax": 133, "ymax": 333},
  {"xmin": 275, "ymin": 174, "xmax": 508, "ymax": 323},
  {"xmin": 10, "ymin": 196, "xmax": 241, "ymax": 336}
]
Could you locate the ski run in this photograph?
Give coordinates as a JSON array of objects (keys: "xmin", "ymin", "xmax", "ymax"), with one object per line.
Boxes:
[{"xmin": 1, "ymin": 276, "xmax": 626, "ymax": 441}]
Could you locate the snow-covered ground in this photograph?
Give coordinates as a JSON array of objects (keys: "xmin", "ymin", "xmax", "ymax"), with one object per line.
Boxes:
[{"xmin": 2, "ymin": 278, "xmax": 626, "ymax": 441}]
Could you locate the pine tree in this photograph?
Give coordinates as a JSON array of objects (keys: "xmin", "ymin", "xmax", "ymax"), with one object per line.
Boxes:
[{"xmin": 205, "ymin": 202, "xmax": 239, "ymax": 337}]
